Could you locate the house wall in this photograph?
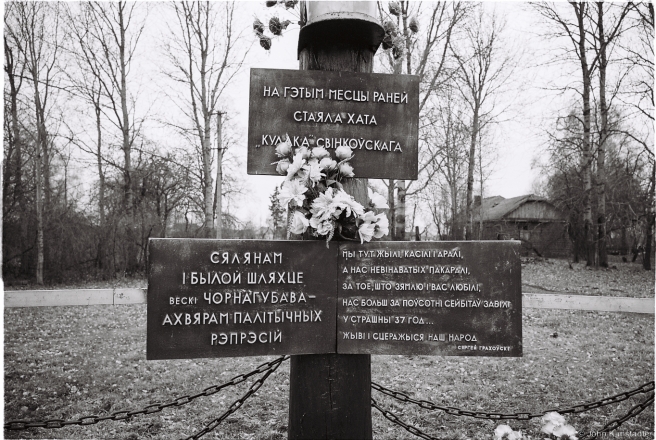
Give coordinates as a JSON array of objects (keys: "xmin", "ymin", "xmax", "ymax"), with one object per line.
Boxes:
[
  {"xmin": 505, "ymin": 201, "xmax": 564, "ymax": 221},
  {"xmin": 482, "ymin": 220, "xmax": 571, "ymax": 258}
]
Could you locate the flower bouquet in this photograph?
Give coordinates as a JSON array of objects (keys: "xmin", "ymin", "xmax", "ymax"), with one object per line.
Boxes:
[{"xmin": 273, "ymin": 134, "xmax": 389, "ymax": 243}]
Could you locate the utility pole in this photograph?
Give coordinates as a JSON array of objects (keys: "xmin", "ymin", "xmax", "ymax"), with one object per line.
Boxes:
[
  {"xmin": 288, "ymin": 3, "xmax": 384, "ymax": 439},
  {"xmin": 213, "ymin": 111, "xmax": 223, "ymax": 239}
]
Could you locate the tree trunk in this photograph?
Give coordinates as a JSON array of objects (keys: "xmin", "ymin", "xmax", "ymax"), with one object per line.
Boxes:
[
  {"xmin": 289, "ymin": 39, "xmax": 373, "ymax": 440},
  {"xmin": 214, "ymin": 113, "xmax": 223, "ymax": 239},
  {"xmin": 596, "ymin": 2, "xmax": 608, "ymax": 268},
  {"xmin": 644, "ymin": 161, "xmax": 655, "ymax": 270},
  {"xmin": 574, "ymin": 2, "xmax": 595, "ymax": 267},
  {"xmin": 465, "ymin": 106, "xmax": 479, "ymax": 240},
  {"xmin": 388, "ymin": 178, "xmax": 395, "ymax": 240}
]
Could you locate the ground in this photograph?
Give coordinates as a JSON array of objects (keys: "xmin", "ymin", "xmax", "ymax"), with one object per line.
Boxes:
[{"xmin": 4, "ymin": 257, "xmax": 655, "ymax": 439}]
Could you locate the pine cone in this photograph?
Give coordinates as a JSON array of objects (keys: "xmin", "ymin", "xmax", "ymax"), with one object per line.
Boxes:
[
  {"xmin": 382, "ymin": 34, "xmax": 394, "ymax": 50},
  {"xmin": 392, "ymin": 36, "xmax": 404, "ymax": 59},
  {"xmin": 260, "ymin": 35, "xmax": 272, "ymax": 50},
  {"xmin": 383, "ymin": 20, "xmax": 397, "ymax": 36},
  {"xmin": 265, "ymin": 0, "xmax": 277, "ymax": 7},
  {"xmin": 388, "ymin": 1, "xmax": 401, "ymax": 16},
  {"xmin": 284, "ymin": 0, "xmax": 298, "ymax": 9},
  {"xmin": 409, "ymin": 16, "xmax": 418, "ymax": 33},
  {"xmin": 269, "ymin": 16, "xmax": 283, "ymax": 36},
  {"xmin": 253, "ymin": 18, "xmax": 265, "ymax": 34}
]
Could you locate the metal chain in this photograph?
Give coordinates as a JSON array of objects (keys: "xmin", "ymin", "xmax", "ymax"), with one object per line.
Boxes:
[
  {"xmin": 183, "ymin": 355, "xmax": 287, "ymax": 440},
  {"xmin": 373, "ymin": 392, "xmax": 655, "ymax": 440},
  {"xmin": 578, "ymin": 392, "xmax": 655, "ymax": 440},
  {"xmin": 4, "ymin": 356, "xmax": 289, "ymax": 431},
  {"xmin": 371, "ymin": 380, "xmax": 654, "ymax": 421},
  {"xmin": 371, "ymin": 398, "xmax": 438, "ymax": 440}
]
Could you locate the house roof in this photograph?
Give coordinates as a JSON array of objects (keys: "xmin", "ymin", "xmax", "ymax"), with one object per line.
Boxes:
[{"xmin": 473, "ymin": 194, "xmax": 559, "ymax": 221}]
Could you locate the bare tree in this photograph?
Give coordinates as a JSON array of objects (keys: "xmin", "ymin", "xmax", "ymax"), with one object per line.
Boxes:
[
  {"xmin": 163, "ymin": 1, "xmax": 249, "ymax": 238},
  {"xmin": 377, "ymin": 1, "xmax": 469, "ymax": 240},
  {"xmin": 5, "ymin": 2, "xmax": 64, "ymax": 284},
  {"xmin": 450, "ymin": 6, "xmax": 516, "ymax": 240},
  {"xmin": 533, "ymin": 2, "xmax": 596, "ymax": 265},
  {"xmin": 590, "ymin": 2, "xmax": 631, "ymax": 267}
]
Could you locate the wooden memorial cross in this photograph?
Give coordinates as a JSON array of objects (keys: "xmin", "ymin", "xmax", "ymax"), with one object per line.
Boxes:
[{"xmin": 147, "ymin": 3, "xmax": 522, "ymax": 440}]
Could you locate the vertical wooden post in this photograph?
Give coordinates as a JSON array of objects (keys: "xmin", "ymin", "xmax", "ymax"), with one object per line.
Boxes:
[{"xmin": 288, "ymin": 4, "xmax": 378, "ymax": 439}]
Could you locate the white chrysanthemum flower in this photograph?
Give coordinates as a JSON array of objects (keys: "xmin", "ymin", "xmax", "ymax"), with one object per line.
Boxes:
[
  {"xmin": 285, "ymin": 151, "xmax": 305, "ymax": 180},
  {"xmin": 368, "ymin": 188, "xmax": 389, "ymax": 209},
  {"xmin": 373, "ymin": 213, "xmax": 389, "ymax": 238},
  {"xmin": 311, "ymin": 146, "xmax": 330, "ymax": 160},
  {"xmin": 358, "ymin": 221, "xmax": 376, "ymax": 243},
  {"xmin": 304, "ymin": 161, "xmax": 325, "ymax": 187},
  {"xmin": 332, "ymin": 189, "xmax": 365, "ymax": 218},
  {"xmin": 310, "ymin": 216, "xmax": 334, "ymax": 236},
  {"xmin": 275, "ymin": 135, "xmax": 292, "ymax": 156},
  {"xmin": 310, "ymin": 187, "xmax": 336, "ymax": 221},
  {"xmin": 319, "ymin": 157, "xmax": 337, "ymax": 171},
  {"xmin": 289, "ymin": 210, "xmax": 309, "ymax": 235},
  {"xmin": 335, "ymin": 145, "xmax": 353, "ymax": 160},
  {"xmin": 278, "ymin": 179, "xmax": 306, "ymax": 207},
  {"xmin": 276, "ymin": 159, "xmax": 290, "ymax": 175},
  {"xmin": 338, "ymin": 162, "xmax": 354, "ymax": 177}
]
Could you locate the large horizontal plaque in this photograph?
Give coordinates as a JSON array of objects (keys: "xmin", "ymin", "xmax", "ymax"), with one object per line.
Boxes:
[
  {"xmin": 147, "ymin": 239, "xmax": 337, "ymax": 360},
  {"xmin": 247, "ymin": 68, "xmax": 419, "ymax": 180},
  {"xmin": 337, "ymin": 241, "xmax": 522, "ymax": 356}
]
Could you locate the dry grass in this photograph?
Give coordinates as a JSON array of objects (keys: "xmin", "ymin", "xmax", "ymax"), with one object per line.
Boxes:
[
  {"xmin": 521, "ymin": 256, "xmax": 654, "ymax": 298},
  {"xmin": 5, "ymin": 305, "xmax": 654, "ymax": 440}
]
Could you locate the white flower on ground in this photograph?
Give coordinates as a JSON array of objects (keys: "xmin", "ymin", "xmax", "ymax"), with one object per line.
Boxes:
[
  {"xmin": 541, "ymin": 412, "xmax": 566, "ymax": 427},
  {"xmin": 289, "ymin": 210, "xmax": 309, "ymax": 235},
  {"xmin": 275, "ymin": 135, "xmax": 292, "ymax": 156},
  {"xmin": 278, "ymin": 179, "xmax": 306, "ymax": 207},
  {"xmin": 368, "ymin": 188, "xmax": 389, "ymax": 209},
  {"xmin": 494, "ymin": 424, "xmax": 523, "ymax": 440},
  {"xmin": 338, "ymin": 162, "xmax": 354, "ymax": 177},
  {"xmin": 311, "ymin": 146, "xmax": 330, "ymax": 160},
  {"xmin": 552, "ymin": 424, "xmax": 578, "ymax": 440},
  {"xmin": 335, "ymin": 145, "xmax": 353, "ymax": 160},
  {"xmin": 541, "ymin": 412, "xmax": 566, "ymax": 436}
]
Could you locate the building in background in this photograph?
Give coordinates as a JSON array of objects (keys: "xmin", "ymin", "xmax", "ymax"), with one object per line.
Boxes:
[{"xmin": 473, "ymin": 194, "xmax": 570, "ymax": 258}]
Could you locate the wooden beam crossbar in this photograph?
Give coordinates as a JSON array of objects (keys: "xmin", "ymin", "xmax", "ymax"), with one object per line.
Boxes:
[{"xmin": 4, "ymin": 289, "xmax": 654, "ymax": 314}]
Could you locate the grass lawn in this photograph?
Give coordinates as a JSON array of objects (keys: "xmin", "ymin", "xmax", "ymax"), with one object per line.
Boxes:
[{"xmin": 5, "ymin": 304, "xmax": 654, "ymax": 440}]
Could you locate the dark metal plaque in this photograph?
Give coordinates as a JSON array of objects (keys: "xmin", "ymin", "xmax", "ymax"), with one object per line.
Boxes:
[
  {"xmin": 247, "ymin": 68, "xmax": 419, "ymax": 180},
  {"xmin": 147, "ymin": 239, "xmax": 337, "ymax": 360},
  {"xmin": 337, "ymin": 241, "xmax": 522, "ymax": 357}
]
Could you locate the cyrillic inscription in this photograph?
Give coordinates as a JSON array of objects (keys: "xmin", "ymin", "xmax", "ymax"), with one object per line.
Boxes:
[{"xmin": 337, "ymin": 241, "xmax": 522, "ymax": 357}]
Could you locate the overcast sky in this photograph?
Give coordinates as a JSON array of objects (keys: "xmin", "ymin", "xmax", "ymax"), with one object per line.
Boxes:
[{"xmin": 63, "ymin": 1, "xmax": 614, "ymax": 230}]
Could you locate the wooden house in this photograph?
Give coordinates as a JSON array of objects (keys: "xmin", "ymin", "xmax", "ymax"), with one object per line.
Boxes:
[{"xmin": 472, "ymin": 195, "xmax": 570, "ymax": 258}]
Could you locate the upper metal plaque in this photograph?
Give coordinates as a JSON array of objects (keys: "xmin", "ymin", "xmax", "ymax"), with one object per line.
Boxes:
[{"xmin": 247, "ymin": 68, "xmax": 419, "ymax": 180}]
